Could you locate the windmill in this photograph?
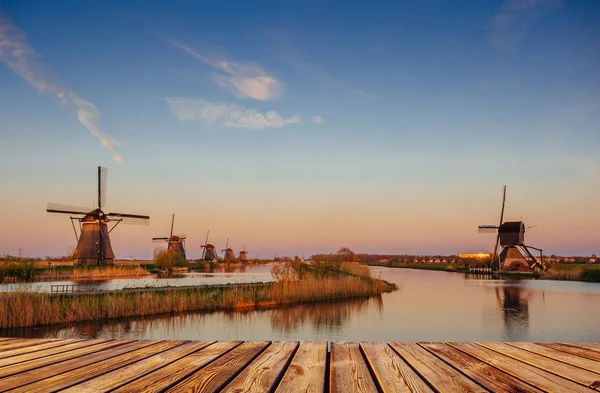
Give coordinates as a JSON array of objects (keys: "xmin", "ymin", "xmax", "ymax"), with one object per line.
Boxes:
[
  {"xmin": 478, "ymin": 186, "xmax": 546, "ymax": 272},
  {"xmin": 200, "ymin": 231, "xmax": 218, "ymax": 262},
  {"xmin": 152, "ymin": 214, "xmax": 186, "ymax": 259},
  {"xmin": 221, "ymin": 238, "xmax": 236, "ymax": 263},
  {"xmin": 47, "ymin": 166, "xmax": 150, "ymax": 266},
  {"xmin": 238, "ymin": 244, "xmax": 248, "ymax": 263}
]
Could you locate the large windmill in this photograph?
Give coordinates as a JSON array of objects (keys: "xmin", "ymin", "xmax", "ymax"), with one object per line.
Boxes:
[
  {"xmin": 238, "ymin": 244, "xmax": 248, "ymax": 263},
  {"xmin": 47, "ymin": 166, "xmax": 150, "ymax": 266},
  {"xmin": 221, "ymin": 238, "xmax": 236, "ymax": 263},
  {"xmin": 152, "ymin": 214, "xmax": 186, "ymax": 259},
  {"xmin": 478, "ymin": 186, "xmax": 546, "ymax": 272},
  {"xmin": 200, "ymin": 231, "xmax": 218, "ymax": 262}
]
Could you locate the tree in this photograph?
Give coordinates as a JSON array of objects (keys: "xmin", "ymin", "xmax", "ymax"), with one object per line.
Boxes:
[{"xmin": 337, "ymin": 247, "xmax": 357, "ymax": 262}]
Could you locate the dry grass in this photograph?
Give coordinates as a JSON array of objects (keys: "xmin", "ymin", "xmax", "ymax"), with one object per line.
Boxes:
[
  {"xmin": 0, "ymin": 276, "xmax": 384, "ymax": 328},
  {"xmin": 34, "ymin": 265, "xmax": 150, "ymax": 281}
]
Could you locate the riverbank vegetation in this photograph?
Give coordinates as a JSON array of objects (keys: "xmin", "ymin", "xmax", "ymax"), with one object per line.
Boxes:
[
  {"xmin": 0, "ymin": 261, "xmax": 395, "ymax": 328},
  {"xmin": 0, "ymin": 262, "xmax": 150, "ymax": 282}
]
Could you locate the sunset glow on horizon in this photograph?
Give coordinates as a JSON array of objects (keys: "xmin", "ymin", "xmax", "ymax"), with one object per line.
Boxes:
[{"xmin": 1, "ymin": 1, "xmax": 598, "ymax": 258}]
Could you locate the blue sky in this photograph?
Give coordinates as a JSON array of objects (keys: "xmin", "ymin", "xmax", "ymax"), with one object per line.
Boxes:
[{"xmin": 0, "ymin": 0, "xmax": 598, "ymax": 258}]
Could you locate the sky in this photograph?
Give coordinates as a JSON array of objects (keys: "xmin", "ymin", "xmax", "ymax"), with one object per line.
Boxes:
[{"xmin": 0, "ymin": 0, "xmax": 598, "ymax": 259}]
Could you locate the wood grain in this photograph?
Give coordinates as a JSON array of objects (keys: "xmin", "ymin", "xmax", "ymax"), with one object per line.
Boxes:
[
  {"xmin": 6, "ymin": 340, "xmax": 185, "ymax": 393},
  {"xmin": 451, "ymin": 342, "xmax": 593, "ymax": 393},
  {"xmin": 112, "ymin": 341, "xmax": 238, "ymax": 393},
  {"xmin": 0, "ymin": 339, "xmax": 129, "ymax": 379},
  {"xmin": 275, "ymin": 341, "xmax": 327, "ymax": 393},
  {"xmin": 0, "ymin": 339, "xmax": 78, "ymax": 361},
  {"xmin": 0, "ymin": 340, "xmax": 150, "ymax": 392},
  {"xmin": 361, "ymin": 342, "xmax": 433, "ymax": 393},
  {"xmin": 421, "ymin": 342, "xmax": 543, "ymax": 393},
  {"xmin": 59, "ymin": 341, "xmax": 207, "ymax": 393},
  {"xmin": 480, "ymin": 342, "xmax": 600, "ymax": 387},
  {"xmin": 330, "ymin": 342, "xmax": 378, "ymax": 393},
  {"xmin": 167, "ymin": 341, "xmax": 269, "ymax": 393},
  {"xmin": 538, "ymin": 343, "xmax": 600, "ymax": 362},
  {"xmin": 0, "ymin": 339, "xmax": 104, "ymax": 367},
  {"xmin": 223, "ymin": 341, "xmax": 298, "ymax": 393},
  {"xmin": 390, "ymin": 342, "xmax": 487, "ymax": 393},
  {"xmin": 509, "ymin": 342, "xmax": 600, "ymax": 374}
]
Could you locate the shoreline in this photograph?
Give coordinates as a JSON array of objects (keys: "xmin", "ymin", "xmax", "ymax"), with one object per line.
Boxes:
[{"xmin": 366, "ymin": 262, "xmax": 600, "ymax": 282}]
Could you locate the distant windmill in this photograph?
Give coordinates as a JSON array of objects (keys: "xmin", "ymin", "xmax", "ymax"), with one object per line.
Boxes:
[
  {"xmin": 238, "ymin": 244, "xmax": 248, "ymax": 263},
  {"xmin": 221, "ymin": 238, "xmax": 236, "ymax": 263},
  {"xmin": 47, "ymin": 166, "xmax": 150, "ymax": 266},
  {"xmin": 152, "ymin": 214, "xmax": 186, "ymax": 259},
  {"xmin": 478, "ymin": 186, "xmax": 546, "ymax": 272},
  {"xmin": 200, "ymin": 231, "xmax": 218, "ymax": 262}
]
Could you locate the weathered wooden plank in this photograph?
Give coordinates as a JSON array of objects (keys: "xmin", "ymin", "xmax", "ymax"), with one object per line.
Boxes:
[
  {"xmin": 330, "ymin": 342, "xmax": 378, "ymax": 393},
  {"xmin": 361, "ymin": 342, "xmax": 433, "ymax": 393},
  {"xmin": 167, "ymin": 341, "xmax": 270, "ymax": 393},
  {"xmin": 223, "ymin": 341, "xmax": 298, "ymax": 393},
  {"xmin": 539, "ymin": 343, "xmax": 600, "ymax": 362},
  {"xmin": 0, "ymin": 339, "xmax": 102, "ymax": 367},
  {"xmin": 0, "ymin": 339, "xmax": 130, "ymax": 379},
  {"xmin": 7, "ymin": 340, "xmax": 185, "ymax": 393},
  {"xmin": 0, "ymin": 338, "xmax": 13, "ymax": 344},
  {"xmin": 451, "ymin": 343, "xmax": 594, "ymax": 393},
  {"xmin": 421, "ymin": 342, "xmax": 543, "ymax": 393},
  {"xmin": 59, "ymin": 341, "xmax": 207, "ymax": 393},
  {"xmin": 0, "ymin": 339, "xmax": 74, "ymax": 360},
  {"xmin": 509, "ymin": 342, "xmax": 600, "ymax": 374},
  {"xmin": 0, "ymin": 340, "xmax": 151, "ymax": 391},
  {"xmin": 275, "ymin": 341, "xmax": 327, "ymax": 393},
  {"xmin": 480, "ymin": 342, "xmax": 600, "ymax": 387},
  {"xmin": 571, "ymin": 343, "xmax": 600, "ymax": 353},
  {"xmin": 390, "ymin": 342, "xmax": 487, "ymax": 393},
  {"xmin": 112, "ymin": 341, "xmax": 238, "ymax": 393}
]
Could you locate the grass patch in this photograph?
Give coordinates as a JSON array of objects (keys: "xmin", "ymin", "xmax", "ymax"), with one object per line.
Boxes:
[
  {"xmin": 0, "ymin": 263, "xmax": 150, "ymax": 282},
  {"xmin": 0, "ymin": 261, "xmax": 395, "ymax": 328}
]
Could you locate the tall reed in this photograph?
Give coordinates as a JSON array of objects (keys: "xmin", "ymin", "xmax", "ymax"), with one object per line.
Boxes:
[{"xmin": 0, "ymin": 275, "xmax": 385, "ymax": 328}]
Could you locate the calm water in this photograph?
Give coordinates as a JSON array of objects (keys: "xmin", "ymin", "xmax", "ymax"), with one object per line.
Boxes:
[
  {"xmin": 0, "ymin": 264, "xmax": 273, "ymax": 292},
  {"xmin": 3, "ymin": 267, "xmax": 600, "ymax": 342}
]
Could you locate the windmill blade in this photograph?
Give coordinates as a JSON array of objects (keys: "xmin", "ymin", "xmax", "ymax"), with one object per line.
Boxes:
[
  {"xmin": 118, "ymin": 217, "xmax": 150, "ymax": 226},
  {"xmin": 175, "ymin": 234, "xmax": 187, "ymax": 240},
  {"xmin": 99, "ymin": 166, "xmax": 108, "ymax": 209},
  {"xmin": 204, "ymin": 231, "xmax": 209, "ymax": 247},
  {"xmin": 47, "ymin": 202, "xmax": 91, "ymax": 215},
  {"xmin": 152, "ymin": 237, "xmax": 169, "ymax": 241},
  {"xmin": 478, "ymin": 226, "xmax": 498, "ymax": 234},
  {"xmin": 170, "ymin": 214, "xmax": 175, "ymax": 238},
  {"xmin": 107, "ymin": 212, "xmax": 150, "ymax": 220}
]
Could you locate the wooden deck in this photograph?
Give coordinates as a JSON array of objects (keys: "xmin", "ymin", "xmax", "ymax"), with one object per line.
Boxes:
[{"xmin": 0, "ymin": 338, "xmax": 599, "ymax": 392}]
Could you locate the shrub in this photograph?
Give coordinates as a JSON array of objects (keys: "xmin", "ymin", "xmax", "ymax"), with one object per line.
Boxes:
[
  {"xmin": 580, "ymin": 270, "xmax": 600, "ymax": 283},
  {"xmin": 153, "ymin": 248, "xmax": 188, "ymax": 271}
]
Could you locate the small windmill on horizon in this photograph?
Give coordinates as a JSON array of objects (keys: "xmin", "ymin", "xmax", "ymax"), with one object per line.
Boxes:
[
  {"xmin": 200, "ymin": 231, "xmax": 218, "ymax": 262},
  {"xmin": 152, "ymin": 214, "xmax": 186, "ymax": 259},
  {"xmin": 47, "ymin": 166, "xmax": 150, "ymax": 266},
  {"xmin": 222, "ymin": 238, "xmax": 236, "ymax": 263},
  {"xmin": 238, "ymin": 244, "xmax": 248, "ymax": 263}
]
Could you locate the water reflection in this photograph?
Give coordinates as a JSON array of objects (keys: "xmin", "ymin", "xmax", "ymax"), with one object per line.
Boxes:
[
  {"xmin": 2, "ymin": 268, "xmax": 600, "ymax": 342},
  {"xmin": 495, "ymin": 284, "xmax": 529, "ymax": 341}
]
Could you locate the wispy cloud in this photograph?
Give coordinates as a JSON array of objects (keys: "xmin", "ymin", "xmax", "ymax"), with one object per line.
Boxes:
[
  {"xmin": 311, "ymin": 116, "xmax": 325, "ymax": 124},
  {"xmin": 0, "ymin": 11, "xmax": 122, "ymax": 163},
  {"xmin": 167, "ymin": 98, "xmax": 304, "ymax": 130},
  {"xmin": 170, "ymin": 40, "xmax": 283, "ymax": 101},
  {"xmin": 488, "ymin": 0, "xmax": 561, "ymax": 51}
]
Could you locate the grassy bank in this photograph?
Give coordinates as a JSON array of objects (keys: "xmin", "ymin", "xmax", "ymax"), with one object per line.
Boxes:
[
  {"xmin": 368, "ymin": 262, "xmax": 600, "ymax": 281},
  {"xmin": 0, "ymin": 262, "xmax": 395, "ymax": 328},
  {"xmin": 1, "ymin": 263, "xmax": 150, "ymax": 282}
]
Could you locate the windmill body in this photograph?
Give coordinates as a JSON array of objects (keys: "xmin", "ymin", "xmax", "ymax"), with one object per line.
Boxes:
[
  {"xmin": 74, "ymin": 211, "xmax": 116, "ymax": 265},
  {"xmin": 478, "ymin": 187, "xmax": 546, "ymax": 272},
  {"xmin": 221, "ymin": 238, "xmax": 236, "ymax": 263},
  {"xmin": 47, "ymin": 167, "xmax": 150, "ymax": 266},
  {"xmin": 152, "ymin": 215, "xmax": 186, "ymax": 259},
  {"xmin": 238, "ymin": 244, "xmax": 249, "ymax": 263},
  {"xmin": 200, "ymin": 231, "xmax": 218, "ymax": 262}
]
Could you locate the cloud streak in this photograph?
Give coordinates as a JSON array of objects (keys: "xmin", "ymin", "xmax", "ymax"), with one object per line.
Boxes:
[
  {"xmin": 0, "ymin": 11, "xmax": 122, "ymax": 163},
  {"xmin": 171, "ymin": 40, "xmax": 283, "ymax": 101},
  {"xmin": 488, "ymin": 0, "xmax": 561, "ymax": 51},
  {"xmin": 167, "ymin": 98, "xmax": 302, "ymax": 130}
]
